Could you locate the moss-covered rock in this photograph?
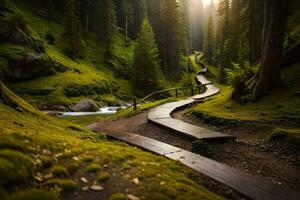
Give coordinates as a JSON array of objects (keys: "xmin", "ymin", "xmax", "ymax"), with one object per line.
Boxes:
[
  {"xmin": 270, "ymin": 128, "xmax": 300, "ymax": 145},
  {"xmin": 50, "ymin": 165, "xmax": 69, "ymax": 178},
  {"xmin": 63, "ymin": 80, "xmax": 118, "ymax": 97},
  {"xmin": 85, "ymin": 163, "xmax": 101, "ymax": 173},
  {"xmin": 98, "ymin": 172, "xmax": 111, "ymax": 182},
  {"xmin": 109, "ymin": 193, "xmax": 127, "ymax": 200},
  {"xmin": 8, "ymin": 189, "xmax": 58, "ymax": 200},
  {"xmin": 46, "ymin": 179, "xmax": 78, "ymax": 191},
  {"xmin": 72, "ymin": 98, "xmax": 99, "ymax": 112}
]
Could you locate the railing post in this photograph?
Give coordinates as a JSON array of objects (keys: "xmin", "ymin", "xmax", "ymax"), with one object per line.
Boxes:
[
  {"xmin": 175, "ymin": 89, "xmax": 178, "ymax": 98},
  {"xmin": 191, "ymin": 86, "xmax": 194, "ymax": 96},
  {"xmin": 133, "ymin": 98, "xmax": 137, "ymax": 111}
]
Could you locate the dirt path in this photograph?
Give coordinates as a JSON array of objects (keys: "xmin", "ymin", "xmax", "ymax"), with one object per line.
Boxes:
[{"xmin": 95, "ymin": 109, "xmax": 300, "ymax": 191}]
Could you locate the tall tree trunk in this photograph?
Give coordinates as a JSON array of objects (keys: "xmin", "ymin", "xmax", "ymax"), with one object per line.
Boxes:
[
  {"xmin": 125, "ymin": 14, "xmax": 128, "ymax": 41},
  {"xmin": 251, "ymin": 0, "xmax": 289, "ymax": 100},
  {"xmin": 86, "ymin": 12, "xmax": 89, "ymax": 37}
]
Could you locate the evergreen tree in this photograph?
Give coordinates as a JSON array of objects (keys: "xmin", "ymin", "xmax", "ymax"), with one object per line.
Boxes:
[
  {"xmin": 158, "ymin": 0, "xmax": 185, "ymax": 80},
  {"xmin": 99, "ymin": 0, "xmax": 116, "ymax": 53},
  {"xmin": 123, "ymin": 0, "xmax": 133, "ymax": 41},
  {"xmin": 63, "ymin": 0, "xmax": 82, "ymax": 57},
  {"xmin": 216, "ymin": 0, "xmax": 231, "ymax": 83},
  {"xmin": 188, "ymin": 0, "xmax": 205, "ymax": 51},
  {"xmin": 203, "ymin": 14, "xmax": 214, "ymax": 64},
  {"xmin": 133, "ymin": 19, "xmax": 164, "ymax": 96}
]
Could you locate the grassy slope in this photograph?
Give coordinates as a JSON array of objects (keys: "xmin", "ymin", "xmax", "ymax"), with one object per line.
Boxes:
[
  {"xmin": 190, "ymin": 61, "xmax": 300, "ymax": 143},
  {"xmin": 0, "ymin": 86, "xmax": 223, "ymax": 199},
  {"xmin": 1, "ymin": 0, "xmax": 134, "ymax": 107}
]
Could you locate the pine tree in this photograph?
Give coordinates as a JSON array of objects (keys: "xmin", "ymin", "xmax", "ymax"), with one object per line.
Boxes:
[
  {"xmin": 203, "ymin": 14, "xmax": 214, "ymax": 64},
  {"xmin": 123, "ymin": 0, "xmax": 133, "ymax": 42},
  {"xmin": 133, "ymin": 19, "xmax": 164, "ymax": 96},
  {"xmin": 158, "ymin": 0, "xmax": 185, "ymax": 80},
  {"xmin": 64, "ymin": 0, "xmax": 82, "ymax": 57},
  {"xmin": 99, "ymin": 0, "xmax": 116, "ymax": 54},
  {"xmin": 216, "ymin": 0, "xmax": 230, "ymax": 83}
]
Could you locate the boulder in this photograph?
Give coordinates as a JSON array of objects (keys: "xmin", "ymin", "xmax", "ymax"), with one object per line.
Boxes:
[
  {"xmin": 72, "ymin": 99, "xmax": 99, "ymax": 112},
  {"xmin": 4, "ymin": 52, "xmax": 56, "ymax": 81}
]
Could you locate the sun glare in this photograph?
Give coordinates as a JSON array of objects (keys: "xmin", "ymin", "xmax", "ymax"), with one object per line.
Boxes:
[{"xmin": 202, "ymin": 0, "xmax": 218, "ymax": 6}]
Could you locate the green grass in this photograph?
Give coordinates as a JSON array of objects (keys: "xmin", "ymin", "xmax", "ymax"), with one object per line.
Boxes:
[
  {"xmin": 1, "ymin": 0, "xmax": 134, "ymax": 108},
  {"xmin": 192, "ymin": 63, "xmax": 300, "ymax": 123},
  {"xmin": 191, "ymin": 62, "xmax": 300, "ymax": 144},
  {"xmin": 270, "ymin": 128, "xmax": 300, "ymax": 145},
  {"xmin": 0, "ymin": 86, "xmax": 223, "ymax": 199},
  {"xmin": 8, "ymin": 189, "xmax": 58, "ymax": 200}
]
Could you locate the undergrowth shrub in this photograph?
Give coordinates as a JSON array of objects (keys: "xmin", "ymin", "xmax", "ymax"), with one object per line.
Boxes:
[{"xmin": 225, "ymin": 62, "xmax": 257, "ymax": 101}]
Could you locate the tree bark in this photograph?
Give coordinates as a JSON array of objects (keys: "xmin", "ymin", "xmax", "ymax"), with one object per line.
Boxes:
[{"xmin": 251, "ymin": 0, "xmax": 289, "ymax": 100}]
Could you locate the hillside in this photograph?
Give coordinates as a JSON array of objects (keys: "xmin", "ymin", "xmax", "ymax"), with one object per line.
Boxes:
[
  {"xmin": 0, "ymin": 0, "xmax": 134, "ymax": 110},
  {"xmin": 0, "ymin": 83, "xmax": 224, "ymax": 199}
]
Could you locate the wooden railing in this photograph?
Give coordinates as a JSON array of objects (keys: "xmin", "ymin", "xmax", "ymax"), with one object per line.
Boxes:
[
  {"xmin": 126, "ymin": 52, "xmax": 209, "ymax": 111},
  {"xmin": 126, "ymin": 84, "xmax": 208, "ymax": 110}
]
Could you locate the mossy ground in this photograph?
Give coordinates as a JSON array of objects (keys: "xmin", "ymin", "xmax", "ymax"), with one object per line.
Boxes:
[
  {"xmin": 0, "ymin": 0, "xmax": 134, "ymax": 108},
  {"xmin": 0, "ymin": 87, "xmax": 223, "ymax": 199},
  {"xmin": 190, "ymin": 62, "xmax": 300, "ymax": 144}
]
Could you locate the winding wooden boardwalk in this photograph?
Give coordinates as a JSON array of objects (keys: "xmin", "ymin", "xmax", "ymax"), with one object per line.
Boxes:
[
  {"xmin": 87, "ymin": 54, "xmax": 300, "ymax": 199},
  {"xmin": 147, "ymin": 63, "xmax": 232, "ymax": 141}
]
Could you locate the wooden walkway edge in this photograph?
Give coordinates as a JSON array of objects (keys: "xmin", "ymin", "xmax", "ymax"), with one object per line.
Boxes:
[
  {"xmin": 85, "ymin": 126, "xmax": 300, "ymax": 200},
  {"xmin": 147, "ymin": 72, "xmax": 233, "ymax": 141}
]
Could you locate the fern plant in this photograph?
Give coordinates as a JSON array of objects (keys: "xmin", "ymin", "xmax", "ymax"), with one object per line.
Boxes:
[{"xmin": 225, "ymin": 62, "xmax": 257, "ymax": 99}]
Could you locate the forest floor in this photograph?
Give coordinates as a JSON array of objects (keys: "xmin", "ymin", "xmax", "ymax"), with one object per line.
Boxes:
[{"xmin": 93, "ymin": 108, "xmax": 300, "ymax": 192}]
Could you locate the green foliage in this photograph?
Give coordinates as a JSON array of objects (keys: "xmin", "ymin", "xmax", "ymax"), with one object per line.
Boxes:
[
  {"xmin": 63, "ymin": 0, "xmax": 82, "ymax": 57},
  {"xmin": 203, "ymin": 15, "xmax": 214, "ymax": 64},
  {"xmin": 50, "ymin": 165, "xmax": 69, "ymax": 177},
  {"xmin": 98, "ymin": 0, "xmax": 117, "ymax": 52},
  {"xmin": 8, "ymin": 189, "xmax": 58, "ymax": 200},
  {"xmin": 225, "ymin": 62, "xmax": 257, "ymax": 99},
  {"xmin": 46, "ymin": 179, "xmax": 78, "ymax": 191},
  {"xmin": 158, "ymin": 0, "xmax": 186, "ymax": 80},
  {"xmin": 133, "ymin": 19, "xmax": 164, "ymax": 96}
]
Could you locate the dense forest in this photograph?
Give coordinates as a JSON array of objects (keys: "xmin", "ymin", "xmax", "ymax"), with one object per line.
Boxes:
[{"xmin": 0, "ymin": 0, "xmax": 299, "ymax": 199}]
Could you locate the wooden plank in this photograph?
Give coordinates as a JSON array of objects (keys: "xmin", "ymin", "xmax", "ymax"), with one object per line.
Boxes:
[
  {"xmin": 193, "ymin": 84, "xmax": 220, "ymax": 100},
  {"xmin": 86, "ymin": 128, "xmax": 300, "ymax": 200},
  {"xmin": 196, "ymin": 74, "xmax": 212, "ymax": 85},
  {"xmin": 165, "ymin": 150, "xmax": 300, "ymax": 200},
  {"xmin": 149, "ymin": 118, "xmax": 234, "ymax": 140}
]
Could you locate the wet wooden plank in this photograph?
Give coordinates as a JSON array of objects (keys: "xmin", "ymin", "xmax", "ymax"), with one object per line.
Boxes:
[
  {"xmin": 149, "ymin": 118, "xmax": 234, "ymax": 140},
  {"xmin": 193, "ymin": 84, "xmax": 220, "ymax": 100},
  {"xmin": 87, "ymin": 126, "xmax": 182, "ymax": 155},
  {"xmin": 147, "ymin": 107, "xmax": 173, "ymax": 119},
  {"xmin": 165, "ymin": 150, "xmax": 300, "ymax": 200},
  {"xmin": 156, "ymin": 99, "xmax": 194, "ymax": 109},
  {"xmin": 196, "ymin": 74, "xmax": 212, "ymax": 85},
  {"xmin": 86, "ymin": 127, "xmax": 300, "ymax": 200}
]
